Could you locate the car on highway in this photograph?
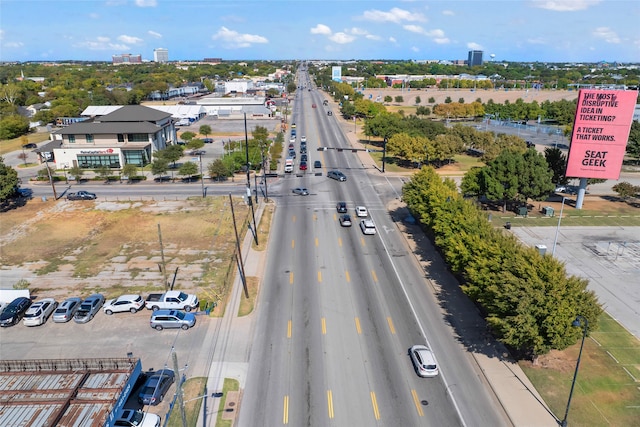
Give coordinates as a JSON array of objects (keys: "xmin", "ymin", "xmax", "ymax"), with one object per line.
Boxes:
[
  {"xmin": 138, "ymin": 369, "xmax": 175, "ymax": 406},
  {"xmin": 0, "ymin": 297, "xmax": 31, "ymax": 327},
  {"xmin": 336, "ymin": 201, "xmax": 347, "ymax": 213},
  {"xmin": 66, "ymin": 191, "xmax": 97, "ymax": 201},
  {"xmin": 359, "ymin": 219, "xmax": 376, "ymax": 235},
  {"xmin": 73, "ymin": 294, "xmax": 105, "ymax": 324},
  {"xmin": 355, "ymin": 206, "xmax": 368, "ymax": 217},
  {"xmin": 23, "ymin": 298, "xmax": 58, "ymax": 327},
  {"xmin": 299, "ymin": 161, "xmax": 307, "ymax": 171},
  {"xmin": 327, "ymin": 111, "xmax": 332, "ymax": 116},
  {"xmin": 290, "ymin": 137, "xmax": 296, "ymax": 143},
  {"xmin": 103, "ymin": 294, "xmax": 144, "ymax": 315},
  {"xmin": 327, "ymin": 170, "xmax": 347, "ymax": 182},
  {"xmin": 339, "ymin": 214, "xmax": 352, "ymax": 227},
  {"xmin": 312, "ymin": 104, "xmax": 317, "ymax": 108},
  {"xmin": 292, "ymin": 187, "xmax": 309, "ymax": 196},
  {"xmin": 52, "ymin": 297, "xmax": 82, "ymax": 323},
  {"xmin": 150, "ymin": 310, "xmax": 196, "ymax": 331},
  {"xmin": 288, "ymin": 149, "xmax": 296, "ymax": 159},
  {"xmin": 300, "ymin": 154, "xmax": 308, "ymax": 163},
  {"xmin": 314, "ymin": 160, "xmax": 322, "ymax": 168},
  {"xmin": 301, "ymin": 136, "xmax": 307, "ymax": 143},
  {"xmin": 409, "ymin": 345, "xmax": 439, "ymax": 377},
  {"xmin": 115, "ymin": 409, "xmax": 160, "ymax": 427}
]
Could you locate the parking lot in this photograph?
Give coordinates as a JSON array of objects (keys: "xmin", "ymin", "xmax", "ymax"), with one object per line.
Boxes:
[{"xmin": 0, "ymin": 305, "xmax": 214, "ymax": 419}]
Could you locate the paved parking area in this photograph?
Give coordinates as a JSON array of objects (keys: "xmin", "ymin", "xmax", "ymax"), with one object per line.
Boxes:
[{"xmin": 511, "ymin": 226, "xmax": 640, "ymax": 338}]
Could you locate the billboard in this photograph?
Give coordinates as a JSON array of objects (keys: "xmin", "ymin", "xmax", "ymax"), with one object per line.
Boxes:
[
  {"xmin": 565, "ymin": 89, "xmax": 638, "ymax": 179},
  {"xmin": 331, "ymin": 66, "xmax": 342, "ymax": 82}
]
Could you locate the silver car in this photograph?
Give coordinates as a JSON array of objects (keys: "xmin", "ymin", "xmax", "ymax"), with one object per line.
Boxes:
[
  {"xmin": 73, "ymin": 294, "xmax": 105, "ymax": 324},
  {"xmin": 53, "ymin": 297, "xmax": 82, "ymax": 323},
  {"xmin": 23, "ymin": 298, "xmax": 58, "ymax": 327},
  {"xmin": 150, "ymin": 310, "xmax": 196, "ymax": 331}
]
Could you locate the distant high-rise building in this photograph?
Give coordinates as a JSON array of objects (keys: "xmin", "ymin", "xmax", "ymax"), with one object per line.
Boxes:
[
  {"xmin": 468, "ymin": 50, "xmax": 483, "ymax": 66},
  {"xmin": 112, "ymin": 54, "xmax": 142, "ymax": 64},
  {"xmin": 154, "ymin": 48, "xmax": 169, "ymax": 63}
]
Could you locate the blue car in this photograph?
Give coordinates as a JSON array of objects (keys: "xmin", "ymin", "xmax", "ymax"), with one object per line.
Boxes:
[{"xmin": 138, "ymin": 369, "xmax": 175, "ymax": 406}]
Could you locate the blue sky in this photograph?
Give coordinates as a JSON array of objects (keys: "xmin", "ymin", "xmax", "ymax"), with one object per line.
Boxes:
[{"xmin": 1, "ymin": 0, "xmax": 639, "ymax": 63}]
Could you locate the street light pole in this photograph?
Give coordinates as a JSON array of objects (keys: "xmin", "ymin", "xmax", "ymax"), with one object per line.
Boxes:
[
  {"xmin": 560, "ymin": 315, "xmax": 588, "ymax": 427},
  {"xmin": 552, "ymin": 196, "xmax": 570, "ymax": 256}
]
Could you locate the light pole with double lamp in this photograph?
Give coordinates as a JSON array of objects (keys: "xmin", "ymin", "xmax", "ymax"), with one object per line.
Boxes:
[{"xmin": 559, "ymin": 315, "xmax": 588, "ymax": 427}]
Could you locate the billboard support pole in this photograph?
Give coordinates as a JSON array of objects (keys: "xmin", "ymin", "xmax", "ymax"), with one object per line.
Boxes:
[{"xmin": 575, "ymin": 178, "xmax": 588, "ymax": 209}]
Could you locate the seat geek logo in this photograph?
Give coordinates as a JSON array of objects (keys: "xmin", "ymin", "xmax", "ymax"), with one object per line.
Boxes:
[{"xmin": 565, "ymin": 89, "xmax": 637, "ymax": 180}]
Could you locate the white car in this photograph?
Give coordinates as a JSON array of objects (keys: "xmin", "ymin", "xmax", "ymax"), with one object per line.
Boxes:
[
  {"xmin": 409, "ymin": 345, "xmax": 439, "ymax": 377},
  {"xmin": 23, "ymin": 298, "xmax": 58, "ymax": 327},
  {"xmin": 103, "ymin": 294, "xmax": 144, "ymax": 315},
  {"xmin": 355, "ymin": 206, "xmax": 368, "ymax": 217},
  {"xmin": 300, "ymin": 135, "xmax": 307, "ymax": 143},
  {"xmin": 115, "ymin": 409, "xmax": 160, "ymax": 427},
  {"xmin": 290, "ymin": 137, "xmax": 296, "ymax": 143},
  {"xmin": 359, "ymin": 219, "xmax": 376, "ymax": 235}
]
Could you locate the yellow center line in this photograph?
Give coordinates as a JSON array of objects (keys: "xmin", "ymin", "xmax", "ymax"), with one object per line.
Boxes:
[
  {"xmin": 338, "ymin": 237, "xmax": 342, "ymax": 247},
  {"xmin": 289, "ymin": 271, "xmax": 294, "ymax": 285},
  {"xmin": 283, "ymin": 395, "xmax": 289, "ymax": 424},
  {"xmin": 345, "ymin": 270, "xmax": 350, "ymax": 283},
  {"xmin": 355, "ymin": 317, "xmax": 362, "ymax": 334},
  {"xmin": 318, "ymin": 270, "xmax": 322, "ymax": 283},
  {"xmin": 370, "ymin": 391, "xmax": 380, "ymax": 420},
  {"xmin": 287, "ymin": 320, "xmax": 292, "ymax": 338},
  {"xmin": 371, "ymin": 270, "xmax": 378, "ymax": 283},
  {"xmin": 291, "ymin": 239, "xmax": 295, "ymax": 249},
  {"xmin": 292, "ymin": 215, "xmax": 296, "ymax": 223},
  {"xmin": 387, "ymin": 317, "xmax": 396, "ymax": 334},
  {"xmin": 327, "ymin": 390, "xmax": 334, "ymax": 419},
  {"xmin": 321, "ymin": 317, "xmax": 326, "ymax": 335},
  {"xmin": 315, "ymin": 237, "xmax": 319, "ymax": 247},
  {"xmin": 361, "ymin": 237, "xmax": 365, "ymax": 246},
  {"xmin": 411, "ymin": 389, "xmax": 424, "ymax": 416},
  {"xmin": 313, "ymin": 213, "xmax": 317, "ymax": 221}
]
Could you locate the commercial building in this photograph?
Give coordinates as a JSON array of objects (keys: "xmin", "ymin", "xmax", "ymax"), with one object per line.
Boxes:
[
  {"xmin": 49, "ymin": 105, "xmax": 177, "ymax": 170},
  {"xmin": 468, "ymin": 50, "xmax": 484, "ymax": 66},
  {"xmin": 0, "ymin": 358, "xmax": 142, "ymax": 427},
  {"xmin": 153, "ymin": 48, "xmax": 168, "ymax": 63},
  {"xmin": 112, "ymin": 54, "xmax": 142, "ymax": 64}
]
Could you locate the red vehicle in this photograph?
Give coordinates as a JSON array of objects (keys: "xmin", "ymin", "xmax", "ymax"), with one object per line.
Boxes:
[
  {"xmin": 299, "ymin": 161, "xmax": 308, "ymax": 171},
  {"xmin": 312, "ymin": 104, "xmax": 317, "ymax": 108}
]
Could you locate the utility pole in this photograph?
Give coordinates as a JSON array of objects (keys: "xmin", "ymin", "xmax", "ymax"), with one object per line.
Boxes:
[
  {"xmin": 158, "ymin": 224, "xmax": 168, "ymax": 291},
  {"xmin": 172, "ymin": 349, "xmax": 188, "ymax": 427},
  {"xmin": 229, "ymin": 193, "xmax": 249, "ymax": 298},
  {"xmin": 44, "ymin": 158, "xmax": 57, "ymax": 199}
]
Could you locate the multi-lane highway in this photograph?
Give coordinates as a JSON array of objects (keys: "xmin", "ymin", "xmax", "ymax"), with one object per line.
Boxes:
[{"xmin": 237, "ymin": 70, "xmax": 508, "ymax": 426}]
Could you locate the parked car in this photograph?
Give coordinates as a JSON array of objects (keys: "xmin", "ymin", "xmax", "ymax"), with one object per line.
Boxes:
[
  {"xmin": 202, "ymin": 138, "xmax": 214, "ymax": 144},
  {"xmin": 292, "ymin": 187, "xmax": 309, "ymax": 196},
  {"xmin": 359, "ymin": 219, "xmax": 376, "ymax": 235},
  {"xmin": 190, "ymin": 149, "xmax": 206, "ymax": 156},
  {"xmin": 409, "ymin": 345, "xmax": 439, "ymax": 377},
  {"xmin": 73, "ymin": 294, "xmax": 105, "ymax": 324},
  {"xmin": 66, "ymin": 191, "xmax": 97, "ymax": 201},
  {"xmin": 336, "ymin": 201, "xmax": 347, "ymax": 213},
  {"xmin": 23, "ymin": 298, "xmax": 58, "ymax": 327},
  {"xmin": 355, "ymin": 206, "xmax": 368, "ymax": 217},
  {"xmin": 314, "ymin": 160, "xmax": 322, "ymax": 169},
  {"xmin": 150, "ymin": 310, "xmax": 196, "ymax": 331},
  {"xmin": 0, "ymin": 297, "xmax": 32, "ymax": 327},
  {"xmin": 115, "ymin": 409, "xmax": 160, "ymax": 427},
  {"xmin": 138, "ymin": 369, "xmax": 175, "ymax": 406},
  {"xmin": 103, "ymin": 294, "xmax": 144, "ymax": 315},
  {"xmin": 15, "ymin": 187, "xmax": 33, "ymax": 198},
  {"xmin": 23, "ymin": 143, "xmax": 38, "ymax": 149},
  {"xmin": 327, "ymin": 170, "xmax": 347, "ymax": 181},
  {"xmin": 53, "ymin": 297, "xmax": 82, "ymax": 323},
  {"xmin": 339, "ymin": 214, "xmax": 352, "ymax": 227}
]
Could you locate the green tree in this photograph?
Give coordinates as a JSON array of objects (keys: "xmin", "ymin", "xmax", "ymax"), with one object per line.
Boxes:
[
  {"xmin": 286, "ymin": 82, "xmax": 297, "ymax": 93},
  {"xmin": 208, "ymin": 159, "xmax": 230, "ymax": 181},
  {"xmin": 460, "ymin": 167, "xmax": 483, "ymax": 196},
  {"xmin": 544, "ymin": 147, "xmax": 568, "ymax": 184},
  {"xmin": 626, "ymin": 121, "xmax": 640, "ymax": 160},
  {"xmin": 416, "ymin": 106, "xmax": 431, "ymax": 116},
  {"xmin": 179, "ymin": 161, "xmax": 199, "ymax": 180},
  {"xmin": 155, "ymin": 145, "xmax": 184, "ymax": 168},
  {"xmin": 384, "ymin": 95, "xmax": 392, "ymax": 103},
  {"xmin": 180, "ymin": 131, "xmax": 196, "ymax": 142},
  {"xmin": 187, "ymin": 139, "xmax": 205, "ymax": 151},
  {"xmin": 121, "ymin": 163, "xmax": 139, "ymax": 180},
  {"xmin": 394, "ymin": 95, "xmax": 404, "ymax": 103},
  {"xmin": 428, "ymin": 97, "xmax": 436, "ymax": 103},
  {"xmin": 68, "ymin": 165, "xmax": 84, "ymax": 182},
  {"xmin": 151, "ymin": 158, "xmax": 169, "ymax": 179},
  {"xmin": 444, "ymin": 96, "xmax": 452, "ymax": 104},
  {"xmin": 612, "ymin": 182, "xmax": 639, "ymax": 200},
  {"xmin": 95, "ymin": 165, "xmax": 110, "ymax": 181},
  {"xmin": 414, "ymin": 96, "xmax": 421, "ymax": 105},
  {"xmin": 0, "ymin": 115, "xmax": 30, "ymax": 139},
  {"xmin": 199, "ymin": 125, "xmax": 212, "ymax": 138},
  {"xmin": 0, "ymin": 157, "xmax": 19, "ymax": 202}
]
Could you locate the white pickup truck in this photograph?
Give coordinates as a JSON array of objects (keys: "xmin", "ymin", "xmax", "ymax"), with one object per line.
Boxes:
[
  {"xmin": 284, "ymin": 158, "xmax": 294, "ymax": 173},
  {"xmin": 145, "ymin": 291, "xmax": 199, "ymax": 312}
]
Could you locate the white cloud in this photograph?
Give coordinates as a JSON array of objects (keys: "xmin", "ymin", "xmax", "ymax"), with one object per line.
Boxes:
[
  {"xmin": 89, "ymin": 13, "xmax": 99, "ymax": 19},
  {"xmin": 403, "ymin": 25, "xmax": 425, "ymax": 34},
  {"xmin": 135, "ymin": 0, "xmax": 157, "ymax": 7},
  {"xmin": 467, "ymin": 42, "xmax": 483, "ymax": 50},
  {"xmin": 74, "ymin": 37, "xmax": 129, "ymax": 51},
  {"xmin": 442, "ymin": 10, "xmax": 455, "ymax": 16},
  {"xmin": 361, "ymin": 7, "xmax": 426, "ymax": 23},
  {"xmin": 531, "ymin": 0, "xmax": 601, "ymax": 12},
  {"xmin": 592, "ymin": 27, "xmax": 620, "ymax": 43},
  {"xmin": 148, "ymin": 30, "xmax": 162, "ymax": 38},
  {"xmin": 366, "ymin": 34, "xmax": 382, "ymax": 41},
  {"xmin": 4, "ymin": 41, "xmax": 24, "ymax": 48},
  {"xmin": 527, "ymin": 37, "xmax": 547, "ymax": 45},
  {"xmin": 118, "ymin": 35, "xmax": 143, "ymax": 44},
  {"xmin": 310, "ymin": 24, "xmax": 332, "ymax": 35},
  {"xmin": 212, "ymin": 27, "xmax": 268, "ymax": 48},
  {"xmin": 389, "ymin": 36, "xmax": 397, "ymax": 43},
  {"xmin": 329, "ymin": 32, "xmax": 356, "ymax": 44},
  {"xmin": 349, "ymin": 27, "xmax": 369, "ymax": 36},
  {"xmin": 433, "ymin": 37, "xmax": 450, "ymax": 44},
  {"xmin": 411, "ymin": 46, "xmax": 420, "ymax": 52}
]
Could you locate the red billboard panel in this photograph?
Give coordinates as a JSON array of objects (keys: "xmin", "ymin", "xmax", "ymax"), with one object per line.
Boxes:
[{"xmin": 565, "ymin": 89, "xmax": 638, "ymax": 179}]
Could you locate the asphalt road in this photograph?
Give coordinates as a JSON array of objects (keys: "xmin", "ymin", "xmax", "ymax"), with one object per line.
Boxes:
[{"xmin": 237, "ymin": 72, "xmax": 507, "ymax": 426}]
